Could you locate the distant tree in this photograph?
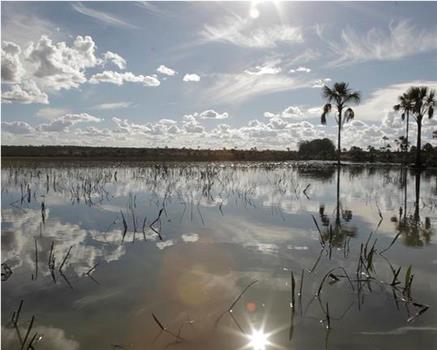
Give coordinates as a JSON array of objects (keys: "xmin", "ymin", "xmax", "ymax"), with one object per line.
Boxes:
[
  {"xmin": 349, "ymin": 146, "xmax": 365, "ymax": 162},
  {"xmin": 298, "ymin": 138, "xmax": 336, "ymax": 159},
  {"xmin": 423, "ymin": 143, "xmax": 433, "ymax": 152},
  {"xmin": 321, "ymin": 82, "xmax": 361, "ymax": 166}
]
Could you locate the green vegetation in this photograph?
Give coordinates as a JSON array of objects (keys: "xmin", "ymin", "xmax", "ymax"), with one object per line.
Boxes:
[
  {"xmin": 2, "ymin": 144, "xmax": 437, "ymax": 166},
  {"xmin": 298, "ymin": 138, "xmax": 336, "ymax": 160}
]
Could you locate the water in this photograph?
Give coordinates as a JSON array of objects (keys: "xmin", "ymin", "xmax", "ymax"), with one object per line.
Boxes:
[{"xmin": 2, "ymin": 160, "xmax": 437, "ymax": 350}]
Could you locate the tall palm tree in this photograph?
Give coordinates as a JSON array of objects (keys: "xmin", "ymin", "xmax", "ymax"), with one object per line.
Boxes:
[
  {"xmin": 321, "ymin": 82, "xmax": 361, "ymax": 166},
  {"xmin": 393, "ymin": 92, "xmax": 414, "ymax": 155},
  {"xmin": 406, "ymin": 86, "xmax": 435, "ymax": 167}
]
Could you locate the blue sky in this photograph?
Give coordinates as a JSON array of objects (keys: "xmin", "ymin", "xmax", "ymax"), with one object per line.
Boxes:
[{"xmin": 1, "ymin": 1, "xmax": 437, "ymax": 149}]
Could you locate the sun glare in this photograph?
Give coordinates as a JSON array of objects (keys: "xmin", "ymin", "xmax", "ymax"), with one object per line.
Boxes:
[
  {"xmin": 250, "ymin": 3, "xmax": 260, "ymax": 19},
  {"xmin": 247, "ymin": 329, "xmax": 270, "ymax": 350}
]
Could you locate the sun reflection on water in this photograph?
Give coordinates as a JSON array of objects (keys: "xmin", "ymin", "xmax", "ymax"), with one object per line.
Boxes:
[{"xmin": 246, "ymin": 328, "xmax": 271, "ymax": 350}]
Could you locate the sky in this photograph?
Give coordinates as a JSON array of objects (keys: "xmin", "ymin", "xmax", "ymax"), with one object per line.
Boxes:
[{"xmin": 1, "ymin": 1, "xmax": 437, "ymax": 150}]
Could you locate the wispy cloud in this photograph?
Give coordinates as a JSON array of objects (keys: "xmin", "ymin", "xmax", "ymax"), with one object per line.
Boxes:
[
  {"xmin": 323, "ymin": 19, "xmax": 437, "ymax": 65},
  {"xmin": 93, "ymin": 102, "xmax": 132, "ymax": 110},
  {"xmin": 356, "ymin": 80, "xmax": 437, "ymax": 122},
  {"xmin": 244, "ymin": 59, "xmax": 282, "ymax": 75},
  {"xmin": 203, "ymin": 72, "xmax": 306, "ymax": 104},
  {"xmin": 72, "ymin": 2, "xmax": 138, "ymax": 29},
  {"xmin": 201, "ymin": 15, "xmax": 303, "ymax": 48}
]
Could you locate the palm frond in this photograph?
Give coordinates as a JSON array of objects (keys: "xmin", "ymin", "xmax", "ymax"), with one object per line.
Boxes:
[
  {"xmin": 429, "ymin": 105, "xmax": 434, "ymax": 119},
  {"xmin": 322, "ymin": 86, "xmax": 335, "ymax": 102},
  {"xmin": 344, "ymin": 91, "xmax": 361, "ymax": 105},
  {"xmin": 344, "ymin": 108, "xmax": 355, "ymax": 123},
  {"xmin": 321, "ymin": 103, "xmax": 331, "ymax": 125}
]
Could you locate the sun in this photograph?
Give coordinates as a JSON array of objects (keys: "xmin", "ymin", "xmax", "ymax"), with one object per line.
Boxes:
[
  {"xmin": 247, "ymin": 329, "xmax": 270, "ymax": 350},
  {"xmin": 249, "ymin": 2, "xmax": 260, "ymax": 19}
]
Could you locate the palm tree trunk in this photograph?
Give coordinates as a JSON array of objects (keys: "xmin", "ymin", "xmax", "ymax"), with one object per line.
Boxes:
[
  {"xmin": 405, "ymin": 111, "xmax": 409, "ymax": 164},
  {"xmin": 337, "ymin": 111, "xmax": 342, "ymax": 166},
  {"xmin": 336, "ymin": 166, "xmax": 341, "ymax": 225},
  {"xmin": 414, "ymin": 170, "xmax": 421, "ymax": 222},
  {"xmin": 405, "ymin": 112, "xmax": 409, "ymax": 150},
  {"xmin": 416, "ymin": 118, "xmax": 422, "ymax": 168}
]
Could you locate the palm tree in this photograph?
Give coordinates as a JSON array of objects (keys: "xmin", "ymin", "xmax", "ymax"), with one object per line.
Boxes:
[
  {"xmin": 321, "ymin": 82, "xmax": 361, "ymax": 166},
  {"xmin": 393, "ymin": 92, "xmax": 414, "ymax": 155},
  {"xmin": 406, "ymin": 86, "xmax": 435, "ymax": 167}
]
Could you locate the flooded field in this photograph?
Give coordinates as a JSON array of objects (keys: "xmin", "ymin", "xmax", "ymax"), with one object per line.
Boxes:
[{"xmin": 2, "ymin": 161, "xmax": 437, "ymax": 350}]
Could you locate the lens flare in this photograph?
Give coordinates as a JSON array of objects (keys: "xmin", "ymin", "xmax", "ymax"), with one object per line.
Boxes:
[{"xmin": 247, "ymin": 329, "xmax": 270, "ymax": 350}]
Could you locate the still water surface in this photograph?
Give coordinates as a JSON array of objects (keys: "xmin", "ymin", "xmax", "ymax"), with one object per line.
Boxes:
[{"xmin": 2, "ymin": 161, "xmax": 437, "ymax": 349}]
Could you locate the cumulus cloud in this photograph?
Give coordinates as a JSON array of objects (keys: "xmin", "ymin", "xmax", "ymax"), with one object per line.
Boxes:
[
  {"xmin": 1, "ymin": 80, "xmax": 48, "ymax": 104},
  {"xmin": 264, "ymin": 106, "xmax": 305, "ymax": 119},
  {"xmin": 157, "ymin": 64, "xmax": 176, "ymax": 76},
  {"xmin": 1, "ymin": 121, "xmax": 35, "ymax": 134},
  {"xmin": 1, "ymin": 41, "xmax": 25, "ymax": 82},
  {"xmin": 89, "ymin": 71, "xmax": 160, "ymax": 86},
  {"xmin": 103, "ymin": 51, "xmax": 127, "ymax": 69},
  {"xmin": 202, "ymin": 16, "xmax": 303, "ymax": 48},
  {"xmin": 183, "ymin": 73, "xmax": 200, "ymax": 82},
  {"xmin": 1, "ymin": 34, "xmax": 131, "ymax": 104},
  {"xmin": 198, "ymin": 110, "xmax": 229, "ymax": 120},
  {"xmin": 38, "ymin": 113, "xmax": 101, "ymax": 132},
  {"xmin": 27, "ymin": 35, "xmax": 100, "ymax": 91},
  {"xmin": 182, "ymin": 115, "xmax": 205, "ymax": 133}
]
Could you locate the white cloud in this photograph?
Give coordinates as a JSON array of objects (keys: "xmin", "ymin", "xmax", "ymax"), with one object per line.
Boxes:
[
  {"xmin": 38, "ymin": 113, "xmax": 101, "ymax": 132},
  {"xmin": 204, "ymin": 72, "xmax": 305, "ymax": 104},
  {"xmin": 36, "ymin": 107, "xmax": 70, "ymax": 120},
  {"xmin": 157, "ymin": 64, "xmax": 176, "ymax": 76},
  {"xmin": 1, "ymin": 80, "xmax": 48, "ymax": 104},
  {"xmin": 183, "ymin": 73, "xmax": 200, "ymax": 82},
  {"xmin": 289, "ymin": 66, "xmax": 311, "ymax": 73},
  {"xmin": 1, "ymin": 35, "xmax": 135, "ymax": 104},
  {"xmin": 103, "ymin": 51, "xmax": 127, "ymax": 69},
  {"xmin": 312, "ymin": 78, "xmax": 332, "ymax": 88},
  {"xmin": 182, "ymin": 115, "xmax": 205, "ymax": 133},
  {"xmin": 325, "ymin": 20, "xmax": 437, "ymax": 65},
  {"xmin": 27, "ymin": 35, "xmax": 101, "ymax": 91},
  {"xmin": 356, "ymin": 80, "xmax": 437, "ymax": 122},
  {"xmin": 1, "ymin": 121, "xmax": 35, "ymax": 134},
  {"xmin": 264, "ymin": 106, "xmax": 305, "ymax": 119},
  {"xmin": 89, "ymin": 71, "xmax": 160, "ymax": 86},
  {"xmin": 1, "ymin": 41, "xmax": 25, "ymax": 82},
  {"xmin": 198, "ymin": 110, "xmax": 229, "ymax": 120},
  {"xmin": 1, "ymin": 5, "xmax": 61, "ymax": 46},
  {"xmin": 202, "ymin": 16, "xmax": 303, "ymax": 48},
  {"xmin": 93, "ymin": 102, "xmax": 131, "ymax": 110},
  {"xmin": 245, "ymin": 59, "xmax": 282, "ymax": 75}
]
